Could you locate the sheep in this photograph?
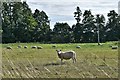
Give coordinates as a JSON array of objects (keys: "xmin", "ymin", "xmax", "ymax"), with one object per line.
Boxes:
[
  {"xmin": 76, "ymin": 46, "xmax": 81, "ymax": 49},
  {"xmin": 37, "ymin": 46, "xmax": 43, "ymax": 49},
  {"xmin": 6, "ymin": 46, "xmax": 12, "ymax": 49},
  {"xmin": 112, "ymin": 46, "xmax": 118, "ymax": 49},
  {"xmin": 31, "ymin": 46, "xmax": 37, "ymax": 49},
  {"xmin": 18, "ymin": 45, "xmax": 22, "ymax": 48},
  {"xmin": 56, "ymin": 50, "xmax": 76, "ymax": 64},
  {"xmin": 24, "ymin": 46, "xmax": 28, "ymax": 49}
]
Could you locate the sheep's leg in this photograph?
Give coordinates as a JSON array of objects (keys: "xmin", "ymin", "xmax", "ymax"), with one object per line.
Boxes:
[
  {"xmin": 61, "ymin": 59, "xmax": 63, "ymax": 65},
  {"xmin": 72, "ymin": 57, "xmax": 76, "ymax": 63},
  {"xmin": 74, "ymin": 58, "xmax": 77, "ymax": 62},
  {"xmin": 72, "ymin": 57, "xmax": 75, "ymax": 63}
]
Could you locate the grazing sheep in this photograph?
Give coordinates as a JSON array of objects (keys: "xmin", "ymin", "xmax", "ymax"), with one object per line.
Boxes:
[
  {"xmin": 18, "ymin": 45, "xmax": 22, "ymax": 48},
  {"xmin": 56, "ymin": 50, "xmax": 76, "ymax": 64},
  {"xmin": 112, "ymin": 46, "xmax": 118, "ymax": 49},
  {"xmin": 6, "ymin": 46, "xmax": 12, "ymax": 49},
  {"xmin": 76, "ymin": 46, "xmax": 81, "ymax": 48},
  {"xmin": 31, "ymin": 46, "xmax": 37, "ymax": 49},
  {"xmin": 37, "ymin": 46, "xmax": 43, "ymax": 49},
  {"xmin": 24, "ymin": 46, "xmax": 27, "ymax": 49}
]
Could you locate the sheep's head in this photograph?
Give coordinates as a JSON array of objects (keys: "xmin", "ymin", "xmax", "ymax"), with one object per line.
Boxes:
[
  {"xmin": 56, "ymin": 50, "xmax": 61, "ymax": 54},
  {"xmin": 56, "ymin": 50, "xmax": 62, "ymax": 58}
]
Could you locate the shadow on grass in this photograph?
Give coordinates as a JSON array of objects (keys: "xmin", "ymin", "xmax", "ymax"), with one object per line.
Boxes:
[{"xmin": 43, "ymin": 62, "xmax": 65, "ymax": 66}]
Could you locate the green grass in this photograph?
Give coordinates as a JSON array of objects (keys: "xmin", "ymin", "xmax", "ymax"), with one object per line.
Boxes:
[{"xmin": 1, "ymin": 42, "xmax": 119, "ymax": 78}]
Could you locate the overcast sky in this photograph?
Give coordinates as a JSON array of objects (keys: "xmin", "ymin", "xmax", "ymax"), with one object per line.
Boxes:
[{"xmin": 25, "ymin": 0, "xmax": 120, "ymax": 29}]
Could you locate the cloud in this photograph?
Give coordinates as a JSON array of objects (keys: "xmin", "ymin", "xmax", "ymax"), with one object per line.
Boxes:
[{"xmin": 27, "ymin": 0, "xmax": 120, "ymax": 29}]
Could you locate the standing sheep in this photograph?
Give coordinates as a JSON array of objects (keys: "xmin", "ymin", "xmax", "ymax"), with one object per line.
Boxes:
[
  {"xmin": 37, "ymin": 46, "xmax": 43, "ymax": 49},
  {"xmin": 31, "ymin": 46, "xmax": 37, "ymax": 49},
  {"xmin": 56, "ymin": 50, "xmax": 76, "ymax": 64},
  {"xmin": 18, "ymin": 45, "xmax": 22, "ymax": 48},
  {"xmin": 6, "ymin": 46, "xmax": 12, "ymax": 49},
  {"xmin": 76, "ymin": 46, "xmax": 81, "ymax": 49},
  {"xmin": 24, "ymin": 46, "xmax": 28, "ymax": 49}
]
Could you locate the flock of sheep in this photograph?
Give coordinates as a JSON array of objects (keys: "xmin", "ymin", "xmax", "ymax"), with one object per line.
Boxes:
[
  {"xmin": 6, "ymin": 45, "xmax": 81, "ymax": 50},
  {"xmin": 6, "ymin": 45, "xmax": 43, "ymax": 49},
  {"xmin": 5, "ymin": 45, "xmax": 78, "ymax": 64},
  {"xmin": 5, "ymin": 44, "xmax": 118, "ymax": 64}
]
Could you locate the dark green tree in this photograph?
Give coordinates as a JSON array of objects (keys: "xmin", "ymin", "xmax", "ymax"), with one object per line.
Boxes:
[
  {"xmin": 52, "ymin": 22, "xmax": 72, "ymax": 43},
  {"xmin": 116, "ymin": 15, "xmax": 120, "ymax": 40},
  {"xmin": 95, "ymin": 14, "xmax": 105, "ymax": 44},
  {"xmin": 74, "ymin": 6, "xmax": 82, "ymax": 23},
  {"xmin": 105, "ymin": 10, "xmax": 119, "ymax": 41},
  {"xmin": 82, "ymin": 10, "xmax": 95, "ymax": 42},
  {"xmin": 73, "ymin": 6, "xmax": 83, "ymax": 42},
  {"xmin": 95, "ymin": 14, "xmax": 105, "ymax": 45},
  {"xmin": 2, "ymin": 2, "xmax": 15, "ymax": 43},
  {"xmin": 33, "ymin": 9, "xmax": 51, "ymax": 42},
  {"xmin": 12, "ymin": 1, "xmax": 37, "ymax": 42}
]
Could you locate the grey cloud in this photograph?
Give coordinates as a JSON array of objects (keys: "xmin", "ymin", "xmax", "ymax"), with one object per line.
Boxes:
[{"xmin": 27, "ymin": 0, "xmax": 119, "ymax": 28}]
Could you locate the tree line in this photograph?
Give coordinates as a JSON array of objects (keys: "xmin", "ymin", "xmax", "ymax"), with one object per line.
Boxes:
[{"xmin": 1, "ymin": 2, "xmax": 120, "ymax": 43}]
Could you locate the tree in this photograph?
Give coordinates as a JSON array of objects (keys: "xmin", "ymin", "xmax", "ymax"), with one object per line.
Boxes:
[
  {"xmin": 12, "ymin": 1, "xmax": 37, "ymax": 42},
  {"xmin": 72, "ymin": 23, "xmax": 83, "ymax": 42},
  {"xmin": 74, "ymin": 6, "xmax": 82, "ymax": 23},
  {"xmin": 82, "ymin": 10, "xmax": 95, "ymax": 42},
  {"xmin": 105, "ymin": 10, "xmax": 118, "ymax": 41},
  {"xmin": 116, "ymin": 15, "xmax": 120, "ymax": 40},
  {"xmin": 52, "ymin": 22, "xmax": 72, "ymax": 43},
  {"xmin": 95, "ymin": 14, "xmax": 105, "ymax": 44},
  {"xmin": 33, "ymin": 9, "xmax": 51, "ymax": 42},
  {"xmin": 0, "ymin": 2, "xmax": 2, "ymax": 43},
  {"xmin": 2, "ymin": 2, "xmax": 15, "ymax": 43},
  {"xmin": 73, "ymin": 6, "xmax": 83, "ymax": 43}
]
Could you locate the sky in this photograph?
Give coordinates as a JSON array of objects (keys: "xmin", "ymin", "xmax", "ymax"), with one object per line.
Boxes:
[{"xmin": 25, "ymin": 0, "xmax": 120, "ymax": 29}]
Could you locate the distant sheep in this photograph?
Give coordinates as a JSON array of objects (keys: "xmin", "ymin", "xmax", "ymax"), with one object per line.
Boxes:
[
  {"xmin": 24, "ymin": 46, "xmax": 28, "ymax": 49},
  {"xmin": 31, "ymin": 46, "xmax": 37, "ymax": 49},
  {"xmin": 112, "ymin": 46, "xmax": 118, "ymax": 49},
  {"xmin": 6, "ymin": 46, "xmax": 12, "ymax": 49},
  {"xmin": 37, "ymin": 46, "xmax": 43, "ymax": 49},
  {"xmin": 76, "ymin": 46, "xmax": 81, "ymax": 48},
  {"xmin": 56, "ymin": 50, "xmax": 76, "ymax": 64},
  {"xmin": 18, "ymin": 45, "xmax": 22, "ymax": 48}
]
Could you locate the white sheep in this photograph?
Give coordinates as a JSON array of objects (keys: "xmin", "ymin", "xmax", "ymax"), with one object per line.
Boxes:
[
  {"xmin": 56, "ymin": 50, "xmax": 76, "ymax": 64},
  {"xmin": 24, "ymin": 46, "xmax": 28, "ymax": 49},
  {"xmin": 6, "ymin": 46, "xmax": 12, "ymax": 49},
  {"xmin": 37, "ymin": 46, "xmax": 43, "ymax": 49},
  {"xmin": 112, "ymin": 46, "xmax": 118, "ymax": 49},
  {"xmin": 18, "ymin": 45, "xmax": 22, "ymax": 48},
  {"xmin": 76, "ymin": 46, "xmax": 81, "ymax": 48},
  {"xmin": 31, "ymin": 46, "xmax": 37, "ymax": 49}
]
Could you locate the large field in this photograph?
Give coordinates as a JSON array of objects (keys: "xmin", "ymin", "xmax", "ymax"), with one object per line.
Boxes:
[{"xmin": 1, "ymin": 42, "xmax": 119, "ymax": 78}]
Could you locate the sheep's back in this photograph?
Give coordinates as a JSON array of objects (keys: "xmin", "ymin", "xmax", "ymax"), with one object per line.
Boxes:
[{"xmin": 61, "ymin": 52, "xmax": 74, "ymax": 59}]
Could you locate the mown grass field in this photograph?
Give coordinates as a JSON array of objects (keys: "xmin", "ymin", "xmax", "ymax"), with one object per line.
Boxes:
[{"xmin": 1, "ymin": 42, "xmax": 119, "ymax": 78}]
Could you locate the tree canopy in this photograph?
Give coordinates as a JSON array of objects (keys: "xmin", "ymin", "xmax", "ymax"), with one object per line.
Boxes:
[{"xmin": 1, "ymin": 3, "xmax": 120, "ymax": 43}]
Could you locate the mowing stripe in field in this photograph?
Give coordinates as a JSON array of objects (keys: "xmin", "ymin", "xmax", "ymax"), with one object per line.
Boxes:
[
  {"xmin": 3, "ymin": 52, "xmax": 19, "ymax": 78},
  {"xmin": 91, "ymin": 52, "xmax": 118, "ymax": 72},
  {"xmin": 2, "ymin": 42, "xmax": 118, "ymax": 78},
  {"xmin": 91, "ymin": 53, "xmax": 118, "ymax": 78},
  {"xmin": 72, "ymin": 65, "xmax": 85, "ymax": 78}
]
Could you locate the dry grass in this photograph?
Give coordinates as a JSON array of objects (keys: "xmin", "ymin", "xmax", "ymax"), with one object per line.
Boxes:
[{"xmin": 1, "ymin": 42, "xmax": 118, "ymax": 78}]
